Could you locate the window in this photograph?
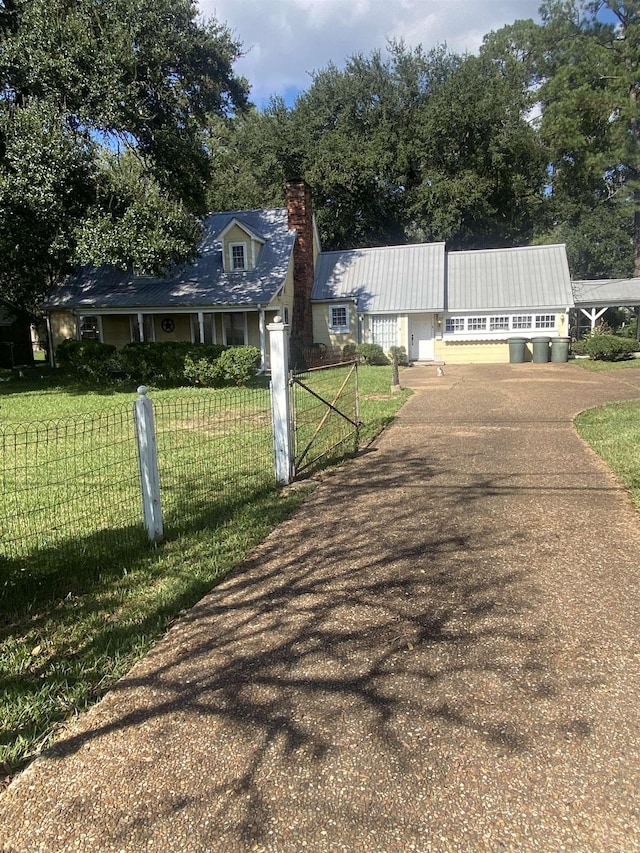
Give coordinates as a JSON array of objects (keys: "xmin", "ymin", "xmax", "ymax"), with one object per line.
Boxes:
[
  {"xmin": 467, "ymin": 316, "xmax": 487, "ymax": 332},
  {"xmin": 329, "ymin": 304, "xmax": 349, "ymax": 332},
  {"xmin": 130, "ymin": 314, "xmax": 155, "ymax": 342},
  {"xmin": 191, "ymin": 313, "xmax": 216, "ymax": 344},
  {"xmin": 445, "ymin": 317, "xmax": 465, "ymax": 333},
  {"xmin": 490, "ymin": 316, "xmax": 510, "ymax": 331},
  {"xmin": 223, "ymin": 312, "xmax": 246, "ymax": 346},
  {"xmin": 370, "ymin": 315, "xmax": 398, "ymax": 350},
  {"xmin": 283, "ymin": 306, "xmax": 289, "ymax": 325},
  {"xmin": 535, "ymin": 314, "xmax": 555, "ymax": 329},
  {"xmin": 230, "ymin": 243, "xmax": 247, "ymax": 271},
  {"xmin": 512, "ymin": 315, "xmax": 533, "ymax": 330},
  {"xmin": 443, "ymin": 313, "xmax": 557, "ymax": 336},
  {"xmin": 78, "ymin": 315, "xmax": 100, "ymax": 341}
]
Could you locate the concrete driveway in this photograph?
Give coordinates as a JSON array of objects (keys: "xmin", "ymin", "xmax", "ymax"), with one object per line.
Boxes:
[{"xmin": 2, "ymin": 363, "xmax": 640, "ymax": 852}]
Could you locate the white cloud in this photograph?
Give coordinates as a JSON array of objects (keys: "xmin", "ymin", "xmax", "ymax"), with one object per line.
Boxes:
[{"xmin": 201, "ymin": 0, "xmax": 541, "ymax": 107}]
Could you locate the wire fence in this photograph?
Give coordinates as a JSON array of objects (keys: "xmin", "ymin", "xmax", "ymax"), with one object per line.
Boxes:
[
  {"xmin": 0, "ymin": 362, "xmax": 360, "ymax": 608},
  {"xmin": 0, "ymin": 387, "xmax": 273, "ymax": 596},
  {"xmin": 153, "ymin": 389, "xmax": 274, "ymax": 532},
  {"xmin": 0, "ymin": 407, "xmax": 143, "ymax": 571},
  {"xmin": 291, "ymin": 361, "xmax": 359, "ymax": 475}
]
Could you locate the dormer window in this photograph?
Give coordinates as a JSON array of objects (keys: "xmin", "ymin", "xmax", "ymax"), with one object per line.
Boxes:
[
  {"xmin": 217, "ymin": 217, "xmax": 265, "ymax": 272},
  {"xmin": 230, "ymin": 243, "xmax": 247, "ymax": 271}
]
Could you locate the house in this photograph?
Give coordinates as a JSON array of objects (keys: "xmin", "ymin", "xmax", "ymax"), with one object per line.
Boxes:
[
  {"xmin": 312, "ymin": 242, "xmax": 446, "ymax": 361},
  {"xmin": 43, "ymin": 181, "xmax": 321, "ymax": 369},
  {"xmin": 44, "ymin": 180, "xmax": 639, "ymax": 367},
  {"xmin": 0, "ymin": 299, "xmax": 34, "ymax": 368},
  {"xmin": 438, "ymin": 244, "xmax": 573, "ymax": 363},
  {"xmin": 311, "ymin": 242, "xmax": 574, "ymax": 364}
]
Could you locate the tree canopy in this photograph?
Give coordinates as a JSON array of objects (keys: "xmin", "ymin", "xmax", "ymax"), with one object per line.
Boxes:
[
  {"xmin": 208, "ymin": 42, "xmax": 545, "ymax": 253},
  {"xmin": 0, "ymin": 0, "xmax": 248, "ymax": 309},
  {"xmin": 208, "ymin": 2, "xmax": 637, "ymax": 278},
  {"xmin": 2, "ymin": 0, "xmax": 638, "ymax": 311},
  {"xmin": 483, "ymin": 0, "xmax": 639, "ymax": 275}
]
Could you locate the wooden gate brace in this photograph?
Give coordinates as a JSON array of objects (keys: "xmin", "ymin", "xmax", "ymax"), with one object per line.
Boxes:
[{"xmin": 292, "ymin": 363, "xmax": 359, "ymax": 471}]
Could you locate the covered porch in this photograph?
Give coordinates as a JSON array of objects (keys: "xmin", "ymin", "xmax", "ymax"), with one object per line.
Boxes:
[
  {"xmin": 47, "ymin": 306, "xmax": 282, "ymax": 370},
  {"xmin": 572, "ymin": 278, "xmax": 640, "ymax": 339}
]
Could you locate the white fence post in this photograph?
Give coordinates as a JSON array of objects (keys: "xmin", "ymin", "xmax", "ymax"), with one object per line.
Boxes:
[
  {"xmin": 134, "ymin": 386, "xmax": 164, "ymax": 543},
  {"xmin": 268, "ymin": 316, "xmax": 293, "ymax": 485}
]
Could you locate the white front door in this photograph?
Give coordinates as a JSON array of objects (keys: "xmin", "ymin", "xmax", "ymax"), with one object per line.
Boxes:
[{"xmin": 409, "ymin": 314, "xmax": 435, "ymax": 360}]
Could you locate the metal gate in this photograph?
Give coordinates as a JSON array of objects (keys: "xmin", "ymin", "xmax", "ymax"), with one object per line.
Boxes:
[{"xmin": 290, "ymin": 361, "xmax": 360, "ymax": 476}]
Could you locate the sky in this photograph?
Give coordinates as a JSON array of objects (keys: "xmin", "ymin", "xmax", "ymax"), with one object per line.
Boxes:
[{"xmin": 199, "ymin": 0, "xmax": 543, "ymax": 108}]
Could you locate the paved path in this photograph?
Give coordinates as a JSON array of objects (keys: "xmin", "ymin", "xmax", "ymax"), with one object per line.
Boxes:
[{"xmin": 2, "ymin": 363, "xmax": 640, "ymax": 852}]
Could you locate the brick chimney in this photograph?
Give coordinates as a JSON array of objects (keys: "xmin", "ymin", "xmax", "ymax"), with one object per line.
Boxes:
[{"xmin": 286, "ymin": 180, "xmax": 315, "ymax": 350}]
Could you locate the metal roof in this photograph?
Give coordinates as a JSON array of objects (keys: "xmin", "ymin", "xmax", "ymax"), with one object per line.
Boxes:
[
  {"xmin": 43, "ymin": 209, "xmax": 295, "ymax": 310},
  {"xmin": 572, "ymin": 278, "xmax": 640, "ymax": 307},
  {"xmin": 312, "ymin": 243, "xmax": 446, "ymax": 313},
  {"xmin": 446, "ymin": 244, "xmax": 574, "ymax": 311}
]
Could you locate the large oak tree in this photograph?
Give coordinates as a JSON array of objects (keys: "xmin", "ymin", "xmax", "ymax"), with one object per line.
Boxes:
[
  {"xmin": 484, "ymin": 0, "xmax": 639, "ymax": 277},
  {"xmin": 0, "ymin": 0, "xmax": 248, "ymax": 310}
]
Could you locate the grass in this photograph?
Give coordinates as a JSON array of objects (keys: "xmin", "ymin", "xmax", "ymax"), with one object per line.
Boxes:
[
  {"xmin": 0, "ymin": 363, "xmax": 410, "ymax": 781},
  {"xmin": 571, "ymin": 357, "xmax": 640, "ymax": 372},
  {"xmin": 575, "ymin": 398, "xmax": 640, "ymax": 509}
]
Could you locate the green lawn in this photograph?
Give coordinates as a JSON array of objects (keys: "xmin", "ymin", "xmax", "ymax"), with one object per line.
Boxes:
[
  {"xmin": 0, "ymin": 364, "xmax": 410, "ymax": 781},
  {"xmin": 575, "ymin": 397, "xmax": 640, "ymax": 509},
  {"xmin": 571, "ymin": 356, "xmax": 640, "ymax": 372}
]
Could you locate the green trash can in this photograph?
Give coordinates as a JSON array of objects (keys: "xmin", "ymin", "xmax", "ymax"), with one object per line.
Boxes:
[
  {"xmin": 532, "ymin": 336, "xmax": 551, "ymax": 363},
  {"xmin": 508, "ymin": 337, "xmax": 528, "ymax": 364},
  {"xmin": 551, "ymin": 336, "xmax": 571, "ymax": 363}
]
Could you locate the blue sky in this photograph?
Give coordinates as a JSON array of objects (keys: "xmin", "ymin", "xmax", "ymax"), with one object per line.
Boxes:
[{"xmin": 199, "ymin": 0, "xmax": 542, "ymax": 108}]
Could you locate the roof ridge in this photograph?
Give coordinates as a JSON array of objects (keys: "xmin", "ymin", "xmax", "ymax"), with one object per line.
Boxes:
[
  {"xmin": 205, "ymin": 207, "xmax": 287, "ymax": 218},
  {"xmin": 448, "ymin": 243, "xmax": 567, "ymax": 256},
  {"xmin": 319, "ymin": 242, "xmax": 445, "ymax": 258}
]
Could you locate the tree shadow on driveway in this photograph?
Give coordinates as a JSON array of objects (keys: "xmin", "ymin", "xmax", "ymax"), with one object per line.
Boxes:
[{"xmin": 26, "ymin": 442, "xmax": 605, "ymax": 850}]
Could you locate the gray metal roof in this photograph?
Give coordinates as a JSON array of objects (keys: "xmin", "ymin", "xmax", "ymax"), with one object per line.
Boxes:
[
  {"xmin": 446, "ymin": 244, "xmax": 573, "ymax": 311},
  {"xmin": 312, "ymin": 243, "xmax": 446, "ymax": 313},
  {"xmin": 572, "ymin": 278, "xmax": 640, "ymax": 307},
  {"xmin": 43, "ymin": 209, "xmax": 295, "ymax": 310}
]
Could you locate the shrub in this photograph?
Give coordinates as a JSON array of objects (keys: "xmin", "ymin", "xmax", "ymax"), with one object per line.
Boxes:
[
  {"xmin": 389, "ymin": 345, "xmax": 408, "ymax": 366},
  {"xmin": 183, "ymin": 354, "xmax": 220, "ymax": 387},
  {"xmin": 213, "ymin": 346, "xmax": 261, "ymax": 385},
  {"xmin": 584, "ymin": 334, "xmax": 638, "ymax": 361},
  {"xmin": 119, "ymin": 341, "xmax": 226, "ymax": 384},
  {"xmin": 356, "ymin": 343, "xmax": 389, "ymax": 365},
  {"xmin": 56, "ymin": 339, "xmax": 119, "ymax": 381},
  {"xmin": 570, "ymin": 339, "xmax": 588, "ymax": 356},
  {"xmin": 620, "ymin": 318, "xmax": 638, "ymax": 339},
  {"xmin": 342, "ymin": 343, "xmax": 357, "ymax": 361}
]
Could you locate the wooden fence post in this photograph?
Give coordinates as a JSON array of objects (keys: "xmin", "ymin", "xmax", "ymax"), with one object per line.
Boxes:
[
  {"xmin": 268, "ymin": 316, "xmax": 293, "ymax": 485},
  {"xmin": 134, "ymin": 386, "xmax": 164, "ymax": 543}
]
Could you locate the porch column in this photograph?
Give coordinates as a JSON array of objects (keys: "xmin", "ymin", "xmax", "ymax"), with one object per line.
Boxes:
[
  {"xmin": 137, "ymin": 312, "xmax": 145, "ymax": 342},
  {"xmin": 198, "ymin": 311, "xmax": 205, "ymax": 344},
  {"xmin": 580, "ymin": 306, "xmax": 607, "ymax": 332},
  {"xmin": 259, "ymin": 307, "xmax": 267, "ymax": 369}
]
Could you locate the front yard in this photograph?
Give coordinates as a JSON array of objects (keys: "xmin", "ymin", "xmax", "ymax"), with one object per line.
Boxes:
[{"xmin": 0, "ymin": 365, "xmax": 410, "ymax": 783}]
